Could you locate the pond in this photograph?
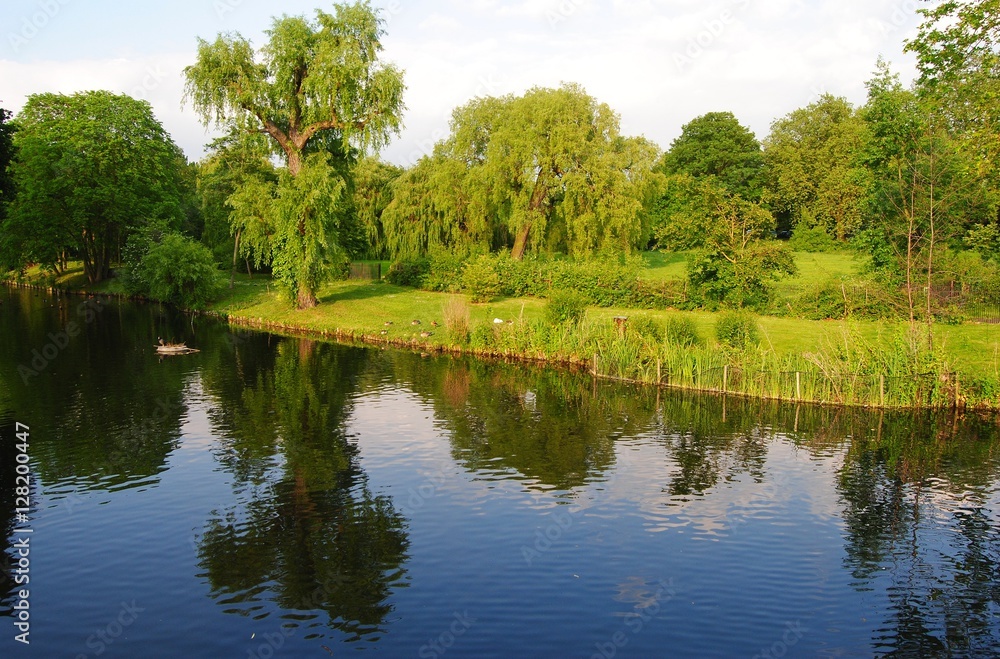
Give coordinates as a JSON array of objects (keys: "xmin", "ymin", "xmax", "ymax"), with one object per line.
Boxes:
[{"xmin": 1, "ymin": 285, "xmax": 999, "ymax": 657}]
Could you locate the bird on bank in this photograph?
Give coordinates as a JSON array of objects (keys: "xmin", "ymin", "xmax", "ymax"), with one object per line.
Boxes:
[{"xmin": 411, "ymin": 319, "xmax": 421, "ymax": 325}]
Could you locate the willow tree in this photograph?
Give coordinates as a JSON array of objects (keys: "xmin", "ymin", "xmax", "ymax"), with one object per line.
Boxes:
[
  {"xmin": 383, "ymin": 85, "xmax": 660, "ymax": 261},
  {"xmin": 183, "ymin": 1, "xmax": 405, "ymax": 308}
]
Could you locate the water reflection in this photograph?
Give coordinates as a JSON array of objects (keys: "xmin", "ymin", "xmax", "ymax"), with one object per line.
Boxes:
[
  {"xmin": 198, "ymin": 338, "xmax": 408, "ymax": 640},
  {"xmin": 2, "ymin": 284, "xmax": 1000, "ymax": 657}
]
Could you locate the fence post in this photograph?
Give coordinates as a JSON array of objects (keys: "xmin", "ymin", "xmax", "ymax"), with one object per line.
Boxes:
[
  {"xmin": 796, "ymin": 371, "xmax": 801, "ymax": 401},
  {"xmin": 657, "ymin": 359, "xmax": 661, "ymax": 385},
  {"xmin": 593, "ymin": 354, "xmax": 598, "ymax": 378},
  {"xmin": 723, "ymin": 365, "xmax": 729, "ymax": 394},
  {"xmin": 879, "ymin": 374, "xmax": 885, "ymax": 408}
]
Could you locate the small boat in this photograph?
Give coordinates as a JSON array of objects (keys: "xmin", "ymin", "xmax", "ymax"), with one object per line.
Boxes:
[{"xmin": 156, "ymin": 337, "xmax": 200, "ymax": 355}]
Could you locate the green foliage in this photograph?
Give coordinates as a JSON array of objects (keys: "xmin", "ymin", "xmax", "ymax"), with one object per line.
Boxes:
[
  {"xmin": 423, "ymin": 249, "xmax": 466, "ymax": 293},
  {"xmin": 763, "ymin": 95, "xmax": 871, "ymax": 240},
  {"xmin": 197, "ymin": 131, "xmax": 277, "ymax": 269},
  {"xmin": 0, "ymin": 107, "xmax": 14, "ymax": 231},
  {"xmin": 2, "ymin": 91, "xmax": 188, "ymax": 283},
  {"xmin": 789, "ymin": 224, "xmax": 838, "ymax": 253},
  {"xmin": 715, "ymin": 311, "xmax": 760, "ymax": 350},
  {"xmin": 649, "ymin": 174, "xmax": 721, "ymax": 251},
  {"xmin": 663, "ymin": 315, "xmax": 701, "ymax": 347},
  {"xmin": 184, "ymin": 1, "xmax": 405, "ymax": 308},
  {"xmin": 684, "ymin": 195, "xmax": 797, "ymax": 308},
  {"xmin": 381, "ymin": 84, "xmax": 662, "ymax": 261},
  {"xmin": 126, "ymin": 231, "xmax": 224, "ymax": 308},
  {"xmin": 629, "ymin": 315, "xmax": 664, "ymax": 342},
  {"xmin": 461, "ymin": 254, "xmax": 502, "ymax": 303},
  {"xmin": 349, "ymin": 156, "xmax": 403, "ymax": 259},
  {"xmin": 386, "ymin": 257, "xmax": 430, "ymax": 287},
  {"xmin": 658, "ymin": 111, "xmax": 765, "ymax": 201},
  {"xmin": 545, "ymin": 289, "xmax": 587, "ymax": 325}
]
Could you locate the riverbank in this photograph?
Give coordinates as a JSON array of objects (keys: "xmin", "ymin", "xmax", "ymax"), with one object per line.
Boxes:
[{"xmin": 5, "ymin": 268, "xmax": 1000, "ymax": 409}]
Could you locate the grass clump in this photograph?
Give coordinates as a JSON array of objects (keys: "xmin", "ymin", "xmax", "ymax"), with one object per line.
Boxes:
[
  {"xmin": 545, "ymin": 289, "xmax": 587, "ymax": 325},
  {"xmin": 663, "ymin": 315, "xmax": 701, "ymax": 347},
  {"xmin": 715, "ymin": 311, "xmax": 760, "ymax": 350},
  {"xmin": 443, "ymin": 297, "xmax": 471, "ymax": 344}
]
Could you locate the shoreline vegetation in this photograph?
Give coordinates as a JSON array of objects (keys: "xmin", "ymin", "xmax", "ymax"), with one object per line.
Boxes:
[{"xmin": 6, "ymin": 261, "xmax": 1000, "ymax": 412}]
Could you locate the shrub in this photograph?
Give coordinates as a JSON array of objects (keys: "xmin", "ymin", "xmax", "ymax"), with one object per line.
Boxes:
[
  {"xmin": 630, "ymin": 315, "xmax": 664, "ymax": 342},
  {"xmin": 789, "ymin": 225, "xmax": 837, "ymax": 253},
  {"xmin": 664, "ymin": 315, "xmax": 701, "ymax": 347},
  {"xmin": 443, "ymin": 297, "xmax": 471, "ymax": 344},
  {"xmin": 545, "ymin": 289, "xmax": 587, "ymax": 325},
  {"xmin": 715, "ymin": 310, "xmax": 760, "ymax": 350},
  {"xmin": 423, "ymin": 249, "xmax": 466, "ymax": 292},
  {"xmin": 462, "ymin": 255, "xmax": 502, "ymax": 303},
  {"xmin": 134, "ymin": 232, "xmax": 224, "ymax": 309},
  {"xmin": 386, "ymin": 257, "xmax": 430, "ymax": 287}
]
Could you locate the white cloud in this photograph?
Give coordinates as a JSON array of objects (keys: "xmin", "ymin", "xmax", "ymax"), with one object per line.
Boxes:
[{"xmin": 2, "ymin": 0, "xmax": 929, "ymax": 165}]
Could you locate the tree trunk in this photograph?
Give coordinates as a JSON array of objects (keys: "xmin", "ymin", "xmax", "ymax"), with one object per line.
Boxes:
[
  {"xmin": 511, "ymin": 223, "xmax": 531, "ymax": 261},
  {"xmin": 297, "ymin": 286, "xmax": 318, "ymax": 309},
  {"xmin": 230, "ymin": 229, "xmax": 241, "ymax": 290}
]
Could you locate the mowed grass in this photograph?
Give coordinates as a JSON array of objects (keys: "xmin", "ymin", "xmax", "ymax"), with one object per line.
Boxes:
[{"xmin": 10, "ymin": 259, "xmax": 999, "ymax": 380}]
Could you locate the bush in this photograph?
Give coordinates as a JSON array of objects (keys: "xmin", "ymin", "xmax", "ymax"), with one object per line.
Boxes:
[
  {"xmin": 462, "ymin": 255, "xmax": 502, "ymax": 303},
  {"xmin": 544, "ymin": 289, "xmax": 587, "ymax": 325},
  {"xmin": 423, "ymin": 249, "xmax": 466, "ymax": 292},
  {"xmin": 715, "ymin": 310, "xmax": 760, "ymax": 350},
  {"xmin": 789, "ymin": 225, "xmax": 837, "ymax": 253},
  {"xmin": 132, "ymin": 232, "xmax": 224, "ymax": 309},
  {"xmin": 664, "ymin": 315, "xmax": 701, "ymax": 347},
  {"xmin": 386, "ymin": 257, "xmax": 430, "ymax": 287},
  {"xmin": 630, "ymin": 315, "xmax": 664, "ymax": 342}
]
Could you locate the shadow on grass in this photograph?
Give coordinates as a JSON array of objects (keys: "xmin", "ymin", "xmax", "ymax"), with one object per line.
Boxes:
[{"xmin": 320, "ymin": 281, "xmax": 410, "ymax": 305}]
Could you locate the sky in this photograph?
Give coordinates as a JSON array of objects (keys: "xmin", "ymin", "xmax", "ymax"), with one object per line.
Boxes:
[{"xmin": 0, "ymin": 0, "xmax": 928, "ymax": 166}]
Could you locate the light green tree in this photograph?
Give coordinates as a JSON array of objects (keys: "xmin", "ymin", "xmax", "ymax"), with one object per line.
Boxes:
[
  {"xmin": 184, "ymin": 1, "xmax": 405, "ymax": 308},
  {"xmin": 382, "ymin": 84, "xmax": 661, "ymax": 261},
  {"xmin": 763, "ymin": 95, "xmax": 872, "ymax": 241}
]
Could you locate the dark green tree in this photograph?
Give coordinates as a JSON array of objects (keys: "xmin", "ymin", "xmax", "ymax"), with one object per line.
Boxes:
[
  {"xmin": 2, "ymin": 91, "xmax": 187, "ymax": 283},
  {"xmin": 0, "ymin": 107, "xmax": 15, "ymax": 231},
  {"xmin": 659, "ymin": 111, "xmax": 765, "ymax": 202}
]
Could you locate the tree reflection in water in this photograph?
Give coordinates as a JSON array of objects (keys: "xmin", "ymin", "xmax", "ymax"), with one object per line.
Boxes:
[{"xmin": 198, "ymin": 338, "xmax": 408, "ymax": 641}]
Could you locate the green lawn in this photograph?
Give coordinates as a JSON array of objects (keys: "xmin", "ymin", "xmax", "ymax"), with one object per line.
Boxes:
[{"xmin": 9, "ymin": 258, "xmax": 999, "ymax": 382}]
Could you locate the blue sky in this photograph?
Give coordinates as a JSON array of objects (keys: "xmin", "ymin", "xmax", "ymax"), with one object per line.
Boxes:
[{"xmin": 1, "ymin": 0, "xmax": 927, "ymax": 165}]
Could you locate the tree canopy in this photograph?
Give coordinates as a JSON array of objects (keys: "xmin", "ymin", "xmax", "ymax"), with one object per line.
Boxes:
[
  {"xmin": 763, "ymin": 95, "xmax": 871, "ymax": 241},
  {"xmin": 658, "ymin": 111, "xmax": 765, "ymax": 201},
  {"xmin": 2, "ymin": 91, "xmax": 187, "ymax": 283},
  {"xmin": 184, "ymin": 0, "xmax": 405, "ymax": 308},
  {"xmin": 381, "ymin": 84, "xmax": 661, "ymax": 261}
]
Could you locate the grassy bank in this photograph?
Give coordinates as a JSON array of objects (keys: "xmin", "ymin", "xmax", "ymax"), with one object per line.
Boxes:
[{"xmin": 7, "ymin": 263, "xmax": 1000, "ymax": 410}]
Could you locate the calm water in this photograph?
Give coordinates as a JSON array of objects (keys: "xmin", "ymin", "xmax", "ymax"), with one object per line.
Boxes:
[{"xmin": 1, "ymin": 285, "xmax": 999, "ymax": 658}]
